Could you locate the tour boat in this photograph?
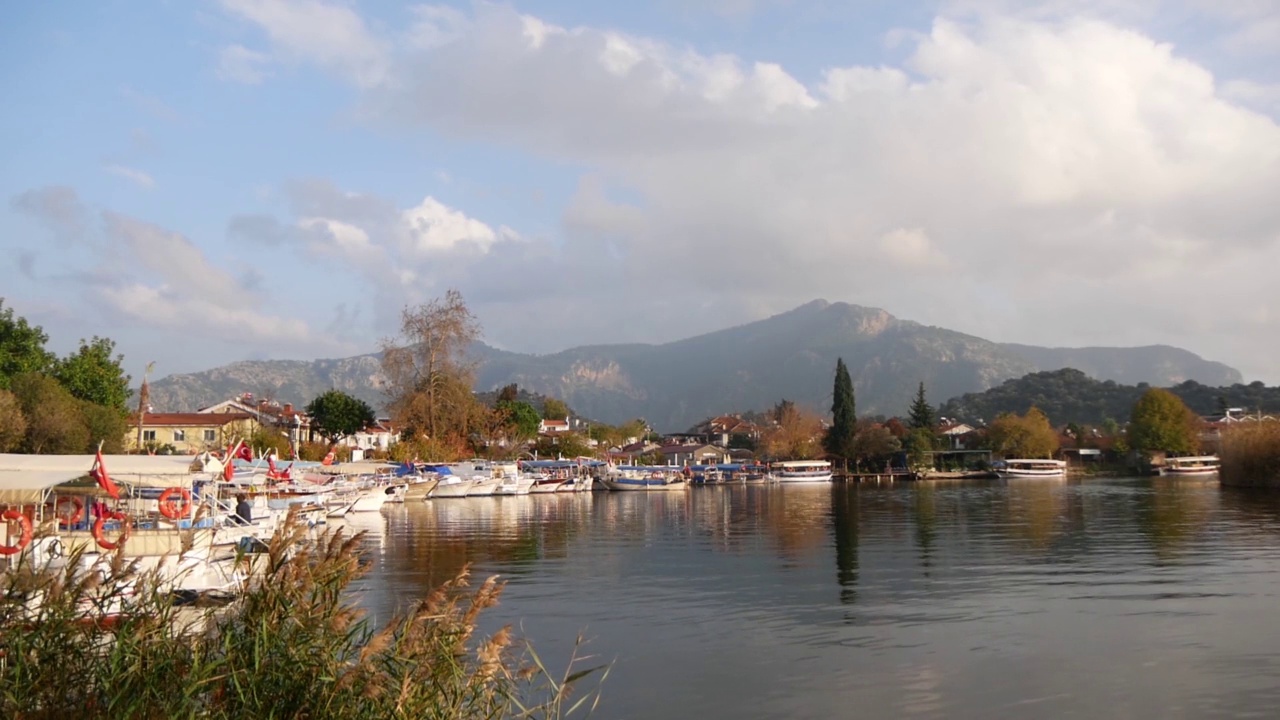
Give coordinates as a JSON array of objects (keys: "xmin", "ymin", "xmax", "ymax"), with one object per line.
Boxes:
[
  {"xmin": 1158, "ymin": 455, "xmax": 1220, "ymax": 476},
  {"xmin": 768, "ymin": 460, "xmax": 833, "ymax": 483},
  {"xmin": 995, "ymin": 459, "xmax": 1067, "ymax": 478},
  {"xmin": 598, "ymin": 467, "xmax": 688, "ymax": 491}
]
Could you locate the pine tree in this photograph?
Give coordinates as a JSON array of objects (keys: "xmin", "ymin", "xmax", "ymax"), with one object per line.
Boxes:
[
  {"xmin": 908, "ymin": 381, "xmax": 935, "ymax": 431},
  {"xmin": 824, "ymin": 358, "xmax": 857, "ymax": 461}
]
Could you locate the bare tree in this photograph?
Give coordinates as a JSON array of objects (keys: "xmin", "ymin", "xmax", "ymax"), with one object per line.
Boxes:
[{"xmin": 380, "ymin": 290, "xmax": 483, "ymax": 443}]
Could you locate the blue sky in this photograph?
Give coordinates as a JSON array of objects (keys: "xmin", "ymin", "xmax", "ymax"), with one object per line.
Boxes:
[{"xmin": 3, "ymin": 0, "xmax": 1279, "ymax": 384}]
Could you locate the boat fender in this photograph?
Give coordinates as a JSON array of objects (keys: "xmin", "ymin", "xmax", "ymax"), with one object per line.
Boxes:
[
  {"xmin": 0, "ymin": 509, "xmax": 33, "ymax": 556},
  {"xmin": 93, "ymin": 510, "xmax": 132, "ymax": 551},
  {"xmin": 55, "ymin": 496, "xmax": 85, "ymax": 526},
  {"xmin": 158, "ymin": 487, "xmax": 192, "ymax": 520}
]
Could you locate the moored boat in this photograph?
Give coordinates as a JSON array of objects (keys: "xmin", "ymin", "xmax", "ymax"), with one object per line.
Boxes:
[
  {"xmin": 767, "ymin": 460, "xmax": 833, "ymax": 483},
  {"xmin": 1158, "ymin": 455, "xmax": 1220, "ymax": 476},
  {"xmin": 995, "ymin": 459, "xmax": 1067, "ymax": 478}
]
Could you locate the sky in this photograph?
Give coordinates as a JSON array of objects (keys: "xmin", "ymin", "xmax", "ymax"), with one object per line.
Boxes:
[{"xmin": 2, "ymin": 0, "xmax": 1279, "ymax": 384}]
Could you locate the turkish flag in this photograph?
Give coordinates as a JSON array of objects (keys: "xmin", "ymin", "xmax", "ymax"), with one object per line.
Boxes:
[{"xmin": 90, "ymin": 449, "xmax": 121, "ymax": 499}]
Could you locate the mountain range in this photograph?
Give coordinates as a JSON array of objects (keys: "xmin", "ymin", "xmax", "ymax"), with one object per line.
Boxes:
[{"xmin": 146, "ymin": 300, "xmax": 1242, "ymax": 431}]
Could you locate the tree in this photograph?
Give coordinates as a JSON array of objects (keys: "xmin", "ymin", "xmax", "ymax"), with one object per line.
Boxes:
[
  {"xmin": 0, "ymin": 299, "xmax": 56, "ymax": 389},
  {"xmin": 823, "ymin": 358, "xmax": 857, "ymax": 462},
  {"xmin": 534, "ymin": 432, "xmax": 593, "ymax": 459},
  {"xmin": 498, "ymin": 400, "xmax": 541, "ymax": 441},
  {"xmin": 1128, "ymin": 388, "xmax": 1199, "ymax": 455},
  {"xmin": 763, "ymin": 399, "xmax": 823, "ymax": 459},
  {"xmin": 380, "ymin": 290, "xmax": 483, "ymax": 444},
  {"xmin": 307, "ymin": 390, "xmax": 376, "ymax": 443},
  {"xmin": 496, "ymin": 383, "xmax": 519, "ymax": 405},
  {"xmin": 81, "ymin": 400, "xmax": 128, "ymax": 453},
  {"xmin": 10, "ymin": 373, "xmax": 89, "ymax": 454},
  {"xmin": 0, "ymin": 389, "xmax": 26, "ymax": 452},
  {"xmin": 986, "ymin": 406, "xmax": 1060, "ymax": 459},
  {"xmin": 542, "ymin": 398, "xmax": 570, "ymax": 421},
  {"xmin": 904, "ymin": 427, "xmax": 937, "ymax": 470},
  {"xmin": 54, "ymin": 336, "xmax": 132, "ymax": 412},
  {"xmin": 851, "ymin": 422, "xmax": 901, "ymax": 470},
  {"xmin": 908, "ymin": 382, "xmax": 935, "ymax": 430}
]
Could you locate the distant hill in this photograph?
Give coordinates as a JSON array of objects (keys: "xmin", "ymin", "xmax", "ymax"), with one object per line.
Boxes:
[
  {"xmin": 1000, "ymin": 343, "xmax": 1241, "ymax": 386},
  {"xmin": 939, "ymin": 368, "xmax": 1280, "ymax": 426},
  {"xmin": 146, "ymin": 300, "xmax": 1245, "ymax": 431}
]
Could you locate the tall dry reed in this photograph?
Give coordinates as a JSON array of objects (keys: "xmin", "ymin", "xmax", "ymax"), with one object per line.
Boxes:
[
  {"xmin": 0, "ymin": 514, "xmax": 605, "ymax": 719},
  {"xmin": 1219, "ymin": 423, "xmax": 1280, "ymax": 488}
]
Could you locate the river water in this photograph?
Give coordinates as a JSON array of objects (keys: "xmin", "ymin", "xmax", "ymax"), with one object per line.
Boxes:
[{"xmin": 338, "ymin": 478, "xmax": 1280, "ymax": 719}]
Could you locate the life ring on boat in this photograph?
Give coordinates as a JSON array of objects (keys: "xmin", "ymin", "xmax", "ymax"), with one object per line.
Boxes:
[
  {"xmin": 158, "ymin": 487, "xmax": 192, "ymax": 520},
  {"xmin": 92, "ymin": 511, "xmax": 132, "ymax": 551},
  {"xmin": 55, "ymin": 496, "xmax": 85, "ymax": 526},
  {"xmin": 0, "ymin": 510, "xmax": 33, "ymax": 556}
]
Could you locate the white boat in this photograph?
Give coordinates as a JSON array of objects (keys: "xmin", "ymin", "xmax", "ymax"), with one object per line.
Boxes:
[
  {"xmin": 429, "ymin": 475, "xmax": 476, "ymax": 498},
  {"xmin": 996, "ymin": 459, "xmax": 1067, "ymax": 478},
  {"xmin": 599, "ymin": 467, "xmax": 688, "ymax": 491},
  {"xmin": 349, "ymin": 487, "xmax": 392, "ymax": 512},
  {"xmin": 493, "ymin": 473, "xmax": 536, "ymax": 495},
  {"xmin": 529, "ymin": 477, "xmax": 565, "ymax": 493},
  {"xmin": 467, "ymin": 476, "xmax": 501, "ymax": 496},
  {"xmin": 768, "ymin": 460, "xmax": 833, "ymax": 483},
  {"xmin": 1158, "ymin": 455, "xmax": 1220, "ymax": 476}
]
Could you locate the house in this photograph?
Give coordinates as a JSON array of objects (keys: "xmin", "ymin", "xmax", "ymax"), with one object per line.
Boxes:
[
  {"xmin": 126, "ymin": 412, "xmax": 259, "ymax": 454},
  {"xmin": 938, "ymin": 422, "xmax": 978, "ymax": 450},
  {"xmin": 659, "ymin": 443, "xmax": 730, "ymax": 466},
  {"xmin": 539, "ymin": 417, "xmax": 570, "ymax": 435},
  {"xmin": 694, "ymin": 415, "xmax": 765, "ymax": 447},
  {"xmin": 199, "ymin": 393, "xmax": 313, "ymax": 448},
  {"xmin": 342, "ymin": 419, "xmax": 398, "ymax": 452}
]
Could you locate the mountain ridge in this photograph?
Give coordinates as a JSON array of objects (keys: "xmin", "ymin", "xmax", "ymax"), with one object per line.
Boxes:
[{"xmin": 145, "ymin": 300, "xmax": 1242, "ymax": 431}]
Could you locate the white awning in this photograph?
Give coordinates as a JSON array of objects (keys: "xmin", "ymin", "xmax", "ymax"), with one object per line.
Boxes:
[{"xmin": 0, "ymin": 454, "xmax": 201, "ymax": 505}]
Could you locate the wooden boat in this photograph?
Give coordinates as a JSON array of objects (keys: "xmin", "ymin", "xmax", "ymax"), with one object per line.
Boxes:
[
  {"xmin": 768, "ymin": 460, "xmax": 833, "ymax": 483},
  {"xmin": 995, "ymin": 459, "xmax": 1067, "ymax": 478},
  {"xmin": 1158, "ymin": 455, "xmax": 1220, "ymax": 476}
]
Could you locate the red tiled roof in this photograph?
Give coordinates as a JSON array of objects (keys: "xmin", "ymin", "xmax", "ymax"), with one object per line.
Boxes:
[{"xmin": 136, "ymin": 412, "xmax": 256, "ymax": 427}]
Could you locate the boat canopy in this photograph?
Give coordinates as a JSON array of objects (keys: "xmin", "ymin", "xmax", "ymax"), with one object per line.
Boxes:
[{"xmin": 0, "ymin": 453, "xmax": 200, "ymax": 505}]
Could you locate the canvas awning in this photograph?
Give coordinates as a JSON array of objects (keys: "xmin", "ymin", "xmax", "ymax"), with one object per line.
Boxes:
[{"xmin": 0, "ymin": 454, "xmax": 201, "ymax": 505}]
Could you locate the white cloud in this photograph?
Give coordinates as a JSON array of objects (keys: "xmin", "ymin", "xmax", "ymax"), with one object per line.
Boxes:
[
  {"xmin": 217, "ymin": 44, "xmax": 272, "ymax": 84},
  {"xmin": 218, "ymin": 0, "xmax": 389, "ymax": 86},
  {"xmin": 401, "ymin": 196, "xmax": 509, "ymax": 254},
  {"xmin": 104, "ymin": 164, "xmax": 156, "ymax": 189}
]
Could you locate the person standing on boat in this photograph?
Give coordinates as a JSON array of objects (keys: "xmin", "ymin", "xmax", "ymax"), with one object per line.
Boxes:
[{"xmin": 234, "ymin": 494, "xmax": 252, "ymax": 525}]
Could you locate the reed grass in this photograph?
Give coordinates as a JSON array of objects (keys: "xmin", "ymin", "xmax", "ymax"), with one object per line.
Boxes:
[
  {"xmin": 1220, "ymin": 423, "xmax": 1280, "ymax": 488},
  {"xmin": 0, "ymin": 514, "xmax": 605, "ymax": 719}
]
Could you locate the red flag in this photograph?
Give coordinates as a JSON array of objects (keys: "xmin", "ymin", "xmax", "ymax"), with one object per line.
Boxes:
[
  {"xmin": 237, "ymin": 443, "xmax": 253, "ymax": 462},
  {"xmin": 223, "ymin": 440, "xmax": 242, "ymax": 482},
  {"xmin": 90, "ymin": 449, "xmax": 121, "ymax": 499},
  {"xmin": 266, "ymin": 454, "xmax": 290, "ymax": 481}
]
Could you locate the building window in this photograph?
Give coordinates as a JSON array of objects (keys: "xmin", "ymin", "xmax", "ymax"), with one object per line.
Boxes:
[
  {"xmin": 204, "ymin": 429, "xmax": 217, "ymax": 442},
  {"xmin": 173, "ymin": 430, "xmax": 186, "ymax": 442},
  {"xmin": 142, "ymin": 430, "xmax": 156, "ymax": 442}
]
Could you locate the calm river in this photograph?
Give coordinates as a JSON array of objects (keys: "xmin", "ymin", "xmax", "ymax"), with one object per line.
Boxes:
[{"xmin": 338, "ymin": 479, "xmax": 1280, "ymax": 719}]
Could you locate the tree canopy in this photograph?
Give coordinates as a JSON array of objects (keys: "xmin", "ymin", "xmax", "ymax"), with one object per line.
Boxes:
[
  {"xmin": 986, "ymin": 406, "xmax": 1060, "ymax": 459},
  {"xmin": 823, "ymin": 358, "xmax": 857, "ymax": 461},
  {"xmin": 54, "ymin": 336, "xmax": 131, "ymax": 412},
  {"xmin": 763, "ymin": 399, "xmax": 822, "ymax": 459},
  {"xmin": 11, "ymin": 373, "xmax": 90, "ymax": 454},
  {"xmin": 0, "ymin": 298, "xmax": 56, "ymax": 389},
  {"xmin": 541, "ymin": 397, "xmax": 570, "ymax": 421},
  {"xmin": 306, "ymin": 389, "xmax": 376, "ymax": 442},
  {"xmin": 497, "ymin": 399, "xmax": 541, "ymax": 441},
  {"xmin": 1128, "ymin": 388, "xmax": 1200, "ymax": 455},
  {"xmin": 0, "ymin": 389, "xmax": 26, "ymax": 452}
]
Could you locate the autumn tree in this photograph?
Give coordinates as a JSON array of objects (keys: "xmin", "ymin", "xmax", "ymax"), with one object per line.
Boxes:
[
  {"xmin": 851, "ymin": 421, "xmax": 901, "ymax": 471},
  {"xmin": 986, "ymin": 406, "xmax": 1060, "ymax": 459},
  {"xmin": 0, "ymin": 299, "xmax": 56, "ymax": 389},
  {"xmin": 306, "ymin": 390, "xmax": 376, "ymax": 443},
  {"xmin": 380, "ymin": 289, "xmax": 484, "ymax": 449},
  {"xmin": 823, "ymin": 358, "xmax": 857, "ymax": 462},
  {"xmin": 54, "ymin": 336, "xmax": 131, "ymax": 412},
  {"xmin": 763, "ymin": 399, "xmax": 823, "ymax": 459},
  {"xmin": 1128, "ymin": 388, "xmax": 1200, "ymax": 455},
  {"xmin": 0, "ymin": 389, "xmax": 26, "ymax": 452}
]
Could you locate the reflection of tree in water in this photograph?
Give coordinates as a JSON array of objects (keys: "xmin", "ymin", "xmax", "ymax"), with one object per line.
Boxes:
[
  {"xmin": 912, "ymin": 484, "xmax": 937, "ymax": 573},
  {"xmin": 1139, "ymin": 479, "xmax": 1217, "ymax": 560},
  {"xmin": 766, "ymin": 486, "xmax": 833, "ymax": 565},
  {"xmin": 832, "ymin": 484, "xmax": 859, "ymax": 605},
  {"xmin": 1004, "ymin": 480, "xmax": 1066, "ymax": 550}
]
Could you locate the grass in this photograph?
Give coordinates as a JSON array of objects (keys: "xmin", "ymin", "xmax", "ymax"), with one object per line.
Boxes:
[
  {"xmin": 0, "ymin": 512, "xmax": 606, "ymax": 719},
  {"xmin": 1220, "ymin": 423, "xmax": 1280, "ymax": 488}
]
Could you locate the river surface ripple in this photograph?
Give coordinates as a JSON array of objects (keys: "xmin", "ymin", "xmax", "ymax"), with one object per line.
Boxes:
[{"xmin": 337, "ymin": 478, "xmax": 1280, "ymax": 719}]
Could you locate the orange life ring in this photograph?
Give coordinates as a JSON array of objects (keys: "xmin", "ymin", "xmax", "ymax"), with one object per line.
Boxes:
[
  {"xmin": 92, "ymin": 511, "xmax": 132, "ymax": 551},
  {"xmin": 158, "ymin": 487, "xmax": 192, "ymax": 520},
  {"xmin": 55, "ymin": 496, "xmax": 85, "ymax": 526},
  {"xmin": 0, "ymin": 509, "xmax": 33, "ymax": 556}
]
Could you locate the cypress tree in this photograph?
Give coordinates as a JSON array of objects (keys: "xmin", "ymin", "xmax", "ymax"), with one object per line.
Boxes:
[{"xmin": 824, "ymin": 358, "xmax": 857, "ymax": 461}]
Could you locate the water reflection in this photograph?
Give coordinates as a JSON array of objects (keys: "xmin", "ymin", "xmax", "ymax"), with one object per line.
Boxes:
[{"xmin": 355, "ymin": 480, "xmax": 1280, "ymax": 719}]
